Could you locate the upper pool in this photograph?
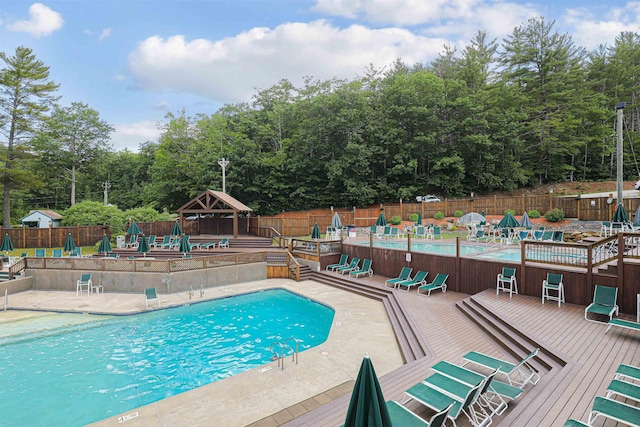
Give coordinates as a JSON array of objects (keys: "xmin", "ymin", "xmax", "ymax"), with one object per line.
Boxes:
[
  {"xmin": 354, "ymin": 239, "xmax": 493, "ymax": 256},
  {"xmin": 0, "ymin": 288, "xmax": 335, "ymax": 427}
]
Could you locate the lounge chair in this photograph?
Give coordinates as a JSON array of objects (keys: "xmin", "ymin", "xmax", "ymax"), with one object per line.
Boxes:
[
  {"xmin": 563, "ymin": 419, "xmax": 590, "ymax": 427},
  {"xmin": 108, "ymin": 253, "xmax": 120, "ymax": 259},
  {"xmin": 552, "ymin": 230, "xmax": 564, "ymax": 242},
  {"xmin": 540, "ymin": 230, "xmax": 554, "ymax": 241},
  {"xmin": 599, "ymin": 221, "xmax": 611, "ymax": 237},
  {"xmin": 169, "ymin": 237, "xmax": 182, "ymax": 250},
  {"xmin": 614, "ymin": 364, "xmax": 640, "ymax": 382},
  {"xmin": 145, "ymin": 287, "xmax": 160, "ymax": 308},
  {"xmin": 432, "ymin": 226, "xmax": 443, "ymax": 240},
  {"xmin": 336, "ymin": 258, "xmax": 360, "ymax": 275},
  {"xmin": 125, "ymin": 235, "xmax": 138, "ymax": 248},
  {"xmin": 70, "ymin": 248, "xmax": 82, "ymax": 257},
  {"xmin": 147, "ymin": 235, "xmax": 157, "ymax": 248},
  {"xmin": 76, "ymin": 273, "xmax": 92, "ymax": 296},
  {"xmin": 588, "ymin": 396, "xmax": 640, "ymax": 427},
  {"xmin": 417, "ymin": 273, "xmax": 448, "ymax": 297},
  {"xmin": 219, "ymin": 238, "xmax": 230, "ymax": 248},
  {"xmin": 414, "ymin": 226, "xmax": 427, "ymax": 239},
  {"xmin": 467, "ymin": 229, "xmax": 486, "ymax": 242},
  {"xmin": 585, "ymin": 285, "xmax": 619, "ymax": 323},
  {"xmin": 52, "ymin": 249, "xmax": 62, "ymax": 258},
  {"xmin": 542, "ymin": 273, "xmax": 564, "ymax": 306},
  {"xmin": 379, "ymin": 226, "xmax": 391, "ymax": 238},
  {"xmin": 532, "ymin": 230, "xmax": 544, "ymax": 241},
  {"xmin": 35, "ymin": 249, "xmax": 45, "ymax": 258},
  {"xmin": 385, "ymin": 400, "xmax": 452, "ymax": 427},
  {"xmin": 157, "ymin": 235, "xmax": 172, "ymax": 248},
  {"xmin": 200, "ymin": 241, "xmax": 217, "ymax": 249},
  {"xmin": 386, "ymin": 228, "xmax": 399, "ymax": 239},
  {"xmin": 385, "ymin": 267, "xmax": 413, "ymax": 289},
  {"xmin": 496, "ymin": 267, "xmax": 518, "ymax": 297},
  {"xmin": 461, "ymin": 348, "xmax": 540, "ymax": 388},
  {"xmin": 349, "ymin": 259, "xmax": 373, "ymax": 278},
  {"xmin": 516, "ymin": 230, "xmax": 529, "ymax": 242},
  {"xmin": 326, "ymin": 254, "xmax": 348, "ymax": 271},
  {"xmin": 396, "ymin": 270, "xmax": 428, "ymax": 292},
  {"xmin": 606, "ymin": 378, "xmax": 640, "ymax": 403}
]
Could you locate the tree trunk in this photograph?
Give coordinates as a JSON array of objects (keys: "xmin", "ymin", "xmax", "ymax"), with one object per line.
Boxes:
[{"xmin": 71, "ymin": 164, "xmax": 76, "ymax": 206}]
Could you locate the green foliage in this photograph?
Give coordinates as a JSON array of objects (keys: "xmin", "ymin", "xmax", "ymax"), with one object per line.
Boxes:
[
  {"xmin": 61, "ymin": 201, "xmax": 126, "ymax": 231},
  {"xmin": 454, "ymin": 210, "xmax": 464, "ymax": 217},
  {"xmin": 434, "ymin": 212, "xmax": 445, "ymax": 220},
  {"xmin": 544, "ymin": 208, "xmax": 565, "ymax": 222},
  {"xmin": 409, "ymin": 213, "xmax": 418, "ymax": 222},
  {"xmin": 528, "ymin": 209, "xmax": 541, "ymax": 218},
  {"xmin": 504, "ymin": 209, "xmax": 516, "ymax": 216},
  {"xmin": 123, "ymin": 207, "xmax": 162, "ymax": 223},
  {"xmin": 389, "ymin": 215, "xmax": 402, "ymax": 225}
]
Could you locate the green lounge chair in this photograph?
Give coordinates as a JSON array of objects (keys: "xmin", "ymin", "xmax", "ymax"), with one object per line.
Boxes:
[
  {"xmin": 35, "ymin": 249, "xmax": 45, "ymax": 258},
  {"xmin": 461, "ymin": 348, "xmax": 540, "ymax": 388},
  {"xmin": 387, "ymin": 228, "xmax": 400, "ymax": 239},
  {"xmin": 326, "ymin": 254, "xmax": 348, "ymax": 271},
  {"xmin": 145, "ymin": 287, "xmax": 159, "ymax": 309},
  {"xmin": 219, "ymin": 238, "xmax": 230, "ymax": 248},
  {"xmin": 496, "ymin": 267, "xmax": 518, "ymax": 297},
  {"xmin": 417, "ymin": 273, "xmax": 448, "ymax": 297},
  {"xmin": 336, "ymin": 258, "xmax": 359, "ymax": 275},
  {"xmin": 540, "ymin": 230, "xmax": 554, "ymax": 241},
  {"xmin": 588, "ymin": 396, "xmax": 640, "ymax": 427},
  {"xmin": 432, "ymin": 226, "xmax": 442, "ymax": 240},
  {"xmin": 157, "ymin": 235, "xmax": 172, "ymax": 248},
  {"xmin": 542, "ymin": 273, "xmax": 564, "ymax": 306},
  {"xmin": 76, "ymin": 273, "xmax": 92, "ymax": 296},
  {"xmin": 70, "ymin": 247, "xmax": 82, "ymax": 257},
  {"xmin": 147, "ymin": 235, "xmax": 157, "ymax": 248},
  {"xmin": 614, "ymin": 364, "xmax": 640, "ymax": 382},
  {"xmin": 125, "ymin": 235, "xmax": 138, "ymax": 248},
  {"xmin": 379, "ymin": 226, "xmax": 391, "ymax": 238},
  {"xmin": 396, "ymin": 271, "xmax": 428, "ymax": 292},
  {"xmin": 563, "ymin": 419, "xmax": 590, "ymax": 427},
  {"xmin": 52, "ymin": 249, "xmax": 62, "ymax": 258},
  {"xmin": 108, "ymin": 253, "xmax": 120, "ymax": 259},
  {"xmin": 169, "ymin": 237, "xmax": 182, "ymax": 250},
  {"xmin": 585, "ymin": 285, "xmax": 619, "ymax": 322},
  {"xmin": 606, "ymin": 378, "xmax": 640, "ymax": 403},
  {"xmin": 200, "ymin": 241, "xmax": 217, "ymax": 249},
  {"xmin": 414, "ymin": 226, "xmax": 427, "ymax": 239},
  {"xmin": 349, "ymin": 259, "xmax": 373, "ymax": 278},
  {"xmin": 385, "ymin": 267, "xmax": 413, "ymax": 289},
  {"xmin": 385, "ymin": 400, "xmax": 452, "ymax": 427}
]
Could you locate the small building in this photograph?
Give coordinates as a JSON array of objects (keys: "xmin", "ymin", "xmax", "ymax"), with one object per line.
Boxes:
[{"xmin": 20, "ymin": 210, "xmax": 63, "ymax": 228}]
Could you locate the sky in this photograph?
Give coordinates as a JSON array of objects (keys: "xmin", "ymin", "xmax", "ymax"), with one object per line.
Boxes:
[{"xmin": 1, "ymin": 0, "xmax": 639, "ymax": 152}]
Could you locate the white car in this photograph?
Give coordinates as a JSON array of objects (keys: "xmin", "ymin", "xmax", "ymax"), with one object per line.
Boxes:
[{"xmin": 416, "ymin": 195, "xmax": 441, "ymax": 203}]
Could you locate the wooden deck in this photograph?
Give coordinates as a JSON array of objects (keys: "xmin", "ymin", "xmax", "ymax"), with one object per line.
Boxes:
[{"xmin": 281, "ymin": 273, "xmax": 640, "ymax": 427}]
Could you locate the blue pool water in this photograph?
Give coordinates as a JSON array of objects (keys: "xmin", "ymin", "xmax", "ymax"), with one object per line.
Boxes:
[
  {"xmin": 475, "ymin": 248, "xmax": 588, "ymax": 263},
  {"xmin": 0, "ymin": 288, "xmax": 334, "ymax": 427},
  {"xmin": 357, "ymin": 240, "xmax": 492, "ymax": 256}
]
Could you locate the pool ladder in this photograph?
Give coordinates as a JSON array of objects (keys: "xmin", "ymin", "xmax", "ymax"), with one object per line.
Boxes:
[
  {"xmin": 269, "ymin": 337, "xmax": 300, "ymax": 370},
  {"xmin": 188, "ymin": 285, "xmax": 205, "ymax": 299}
]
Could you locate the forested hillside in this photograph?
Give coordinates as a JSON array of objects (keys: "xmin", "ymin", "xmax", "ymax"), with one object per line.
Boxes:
[{"xmin": 2, "ymin": 17, "xmax": 640, "ymax": 218}]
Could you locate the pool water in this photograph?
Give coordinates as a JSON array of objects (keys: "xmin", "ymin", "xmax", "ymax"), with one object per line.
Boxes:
[
  {"xmin": 0, "ymin": 288, "xmax": 334, "ymax": 427},
  {"xmin": 358, "ymin": 240, "xmax": 492, "ymax": 256}
]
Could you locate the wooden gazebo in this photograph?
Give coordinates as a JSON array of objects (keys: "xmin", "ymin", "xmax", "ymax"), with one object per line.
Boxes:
[{"xmin": 177, "ymin": 190, "xmax": 252, "ymax": 238}]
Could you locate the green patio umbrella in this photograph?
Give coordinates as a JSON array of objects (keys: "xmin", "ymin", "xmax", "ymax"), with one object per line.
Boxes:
[
  {"xmin": 137, "ymin": 234, "xmax": 150, "ymax": 255},
  {"xmin": 613, "ymin": 203, "xmax": 630, "ymax": 223},
  {"xmin": 97, "ymin": 234, "xmax": 112, "ymax": 254},
  {"xmin": 311, "ymin": 222, "xmax": 321, "ymax": 240},
  {"xmin": 498, "ymin": 212, "xmax": 520, "ymax": 228},
  {"xmin": 171, "ymin": 221, "xmax": 183, "ymax": 236},
  {"xmin": 63, "ymin": 233, "xmax": 76, "ymax": 253},
  {"xmin": 0, "ymin": 233, "xmax": 14, "ymax": 252},
  {"xmin": 343, "ymin": 354, "xmax": 392, "ymax": 427},
  {"xmin": 179, "ymin": 235, "xmax": 191, "ymax": 254},
  {"xmin": 126, "ymin": 220, "xmax": 142, "ymax": 235},
  {"xmin": 375, "ymin": 213, "xmax": 387, "ymax": 226},
  {"xmin": 416, "ymin": 212, "xmax": 422, "ymax": 225}
]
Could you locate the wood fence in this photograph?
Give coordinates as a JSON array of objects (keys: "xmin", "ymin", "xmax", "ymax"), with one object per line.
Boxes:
[{"xmin": 251, "ymin": 194, "xmax": 640, "ymax": 237}]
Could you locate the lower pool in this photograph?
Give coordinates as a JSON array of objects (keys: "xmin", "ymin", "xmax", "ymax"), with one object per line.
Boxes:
[{"xmin": 0, "ymin": 288, "xmax": 334, "ymax": 427}]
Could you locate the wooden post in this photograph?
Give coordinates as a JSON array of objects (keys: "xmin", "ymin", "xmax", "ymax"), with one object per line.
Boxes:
[
  {"xmin": 617, "ymin": 233, "xmax": 624, "ymax": 291},
  {"xmin": 455, "ymin": 236, "xmax": 460, "ymax": 292},
  {"xmin": 494, "ymin": 195, "xmax": 497, "ymax": 216},
  {"xmin": 400, "ymin": 199, "xmax": 403, "ymax": 220},
  {"xmin": 577, "ymin": 198, "xmax": 581, "ymax": 221},
  {"xmin": 48, "ymin": 223, "xmax": 52, "ymax": 248},
  {"xmin": 521, "ymin": 242, "xmax": 526, "ymax": 294},
  {"xmin": 22, "ymin": 225, "xmax": 26, "ymax": 248},
  {"xmin": 522, "ymin": 194, "xmax": 525, "ymax": 215}
]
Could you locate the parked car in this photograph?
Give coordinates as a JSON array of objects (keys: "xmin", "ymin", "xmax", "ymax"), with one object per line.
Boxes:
[{"xmin": 416, "ymin": 195, "xmax": 441, "ymax": 203}]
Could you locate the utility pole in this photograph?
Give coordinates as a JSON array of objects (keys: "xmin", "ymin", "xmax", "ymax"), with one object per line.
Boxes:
[
  {"xmin": 102, "ymin": 178, "xmax": 111, "ymax": 206},
  {"xmin": 616, "ymin": 102, "xmax": 626, "ymax": 205},
  {"xmin": 218, "ymin": 158, "xmax": 229, "ymax": 193}
]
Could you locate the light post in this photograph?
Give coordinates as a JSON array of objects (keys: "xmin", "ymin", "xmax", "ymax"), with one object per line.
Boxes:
[{"xmin": 218, "ymin": 158, "xmax": 229, "ymax": 193}]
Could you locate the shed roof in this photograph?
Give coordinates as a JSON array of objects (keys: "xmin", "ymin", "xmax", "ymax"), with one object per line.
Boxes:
[
  {"xmin": 177, "ymin": 190, "xmax": 252, "ymax": 214},
  {"xmin": 21, "ymin": 210, "xmax": 63, "ymax": 221}
]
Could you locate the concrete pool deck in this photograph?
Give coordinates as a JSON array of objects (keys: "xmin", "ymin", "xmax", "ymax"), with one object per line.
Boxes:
[{"xmin": 1, "ymin": 279, "xmax": 404, "ymax": 427}]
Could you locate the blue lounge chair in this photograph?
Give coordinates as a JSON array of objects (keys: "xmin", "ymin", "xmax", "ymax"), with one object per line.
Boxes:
[
  {"xmin": 417, "ymin": 273, "xmax": 448, "ymax": 296},
  {"xmin": 35, "ymin": 249, "xmax": 45, "ymax": 258},
  {"xmin": 52, "ymin": 249, "xmax": 62, "ymax": 258},
  {"xmin": 385, "ymin": 267, "xmax": 413, "ymax": 289}
]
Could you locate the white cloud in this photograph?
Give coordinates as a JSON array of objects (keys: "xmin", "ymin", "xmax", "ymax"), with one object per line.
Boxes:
[
  {"xmin": 114, "ymin": 74, "xmax": 126, "ymax": 81},
  {"xmin": 98, "ymin": 28, "xmax": 111, "ymax": 42},
  {"xmin": 153, "ymin": 100, "xmax": 170, "ymax": 110},
  {"xmin": 111, "ymin": 121, "xmax": 162, "ymax": 152},
  {"xmin": 6, "ymin": 3, "xmax": 63, "ymax": 38},
  {"xmin": 127, "ymin": 20, "xmax": 448, "ymax": 103},
  {"xmin": 563, "ymin": 2, "xmax": 640, "ymax": 50}
]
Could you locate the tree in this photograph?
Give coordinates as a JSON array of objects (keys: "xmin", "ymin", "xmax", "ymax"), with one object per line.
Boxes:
[
  {"xmin": 34, "ymin": 102, "xmax": 113, "ymax": 205},
  {"xmin": 0, "ymin": 46, "xmax": 59, "ymax": 226}
]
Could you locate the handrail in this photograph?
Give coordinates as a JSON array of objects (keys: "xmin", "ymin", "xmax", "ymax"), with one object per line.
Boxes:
[
  {"xmin": 9, "ymin": 258, "xmax": 26, "ymax": 279},
  {"xmin": 284, "ymin": 337, "xmax": 300, "ymax": 365},
  {"xmin": 287, "ymin": 251, "xmax": 300, "ymax": 281},
  {"xmin": 269, "ymin": 227, "xmax": 284, "ymax": 248}
]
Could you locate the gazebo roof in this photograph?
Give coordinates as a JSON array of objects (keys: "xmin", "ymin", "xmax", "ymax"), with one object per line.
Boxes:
[{"xmin": 177, "ymin": 190, "xmax": 252, "ymax": 214}]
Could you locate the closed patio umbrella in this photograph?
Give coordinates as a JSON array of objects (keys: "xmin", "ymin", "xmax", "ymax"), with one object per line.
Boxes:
[
  {"xmin": 97, "ymin": 234, "xmax": 112, "ymax": 254},
  {"xmin": 343, "ymin": 354, "xmax": 391, "ymax": 427},
  {"xmin": 375, "ymin": 213, "xmax": 387, "ymax": 226},
  {"xmin": 311, "ymin": 222, "xmax": 321, "ymax": 240},
  {"xmin": 63, "ymin": 233, "xmax": 76, "ymax": 253},
  {"xmin": 331, "ymin": 212, "xmax": 343, "ymax": 229},
  {"xmin": 126, "ymin": 221, "xmax": 142, "ymax": 235},
  {"xmin": 179, "ymin": 235, "xmax": 191, "ymax": 254},
  {"xmin": 0, "ymin": 233, "xmax": 14, "ymax": 252},
  {"xmin": 416, "ymin": 212, "xmax": 422, "ymax": 225},
  {"xmin": 634, "ymin": 204, "xmax": 640, "ymax": 227},
  {"xmin": 520, "ymin": 211, "xmax": 533, "ymax": 229},
  {"xmin": 498, "ymin": 212, "xmax": 520, "ymax": 228},
  {"xmin": 137, "ymin": 234, "xmax": 150, "ymax": 256},
  {"xmin": 613, "ymin": 203, "xmax": 629, "ymax": 223},
  {"xmin": 171, "ymin": 220, "xmax": 183, "ymax": 236}
]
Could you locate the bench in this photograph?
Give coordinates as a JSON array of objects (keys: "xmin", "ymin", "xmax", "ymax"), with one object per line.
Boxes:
[{"xmin": 606, "ymin": 318, "xmax": 640, "ymax": 334}]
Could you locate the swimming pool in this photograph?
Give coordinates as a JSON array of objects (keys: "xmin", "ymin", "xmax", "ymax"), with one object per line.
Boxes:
[
  {"xmin": 475, "ymin": 247, "xmax": 589, "ymax": 263},
  {"xmin": 356, "ymin": 240, "xmax": 493, "ymax": 256},
  {"xmin": 0, "ymin": 288, "xmax": 334, "ymax": 427}
]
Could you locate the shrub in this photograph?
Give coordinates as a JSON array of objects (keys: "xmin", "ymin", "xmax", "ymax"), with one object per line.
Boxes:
[
  {"xmin": 454, "ymin": 210, "xmax": 464, "ymax": 218},
  {"xmin": 544, "ymin": 208, "xmax": 565, "ymax": 222},
  {"xmin": 527, "ymin": 209, "xmax": 541, "ymax": 219},
  {"xmin": 389, "ymin": 215, "xmax": 402, "ymax": 225},
  {"xmin": 434, "ymin": 212, "xmax": 445, "ymax": 220},
  {"xmin": 408, "ymin": 213, "xmax": 418, "ymax": 222},
  {"xmin": 504, "ymin": 209, "xmax": 516, "ymax": 216}
]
